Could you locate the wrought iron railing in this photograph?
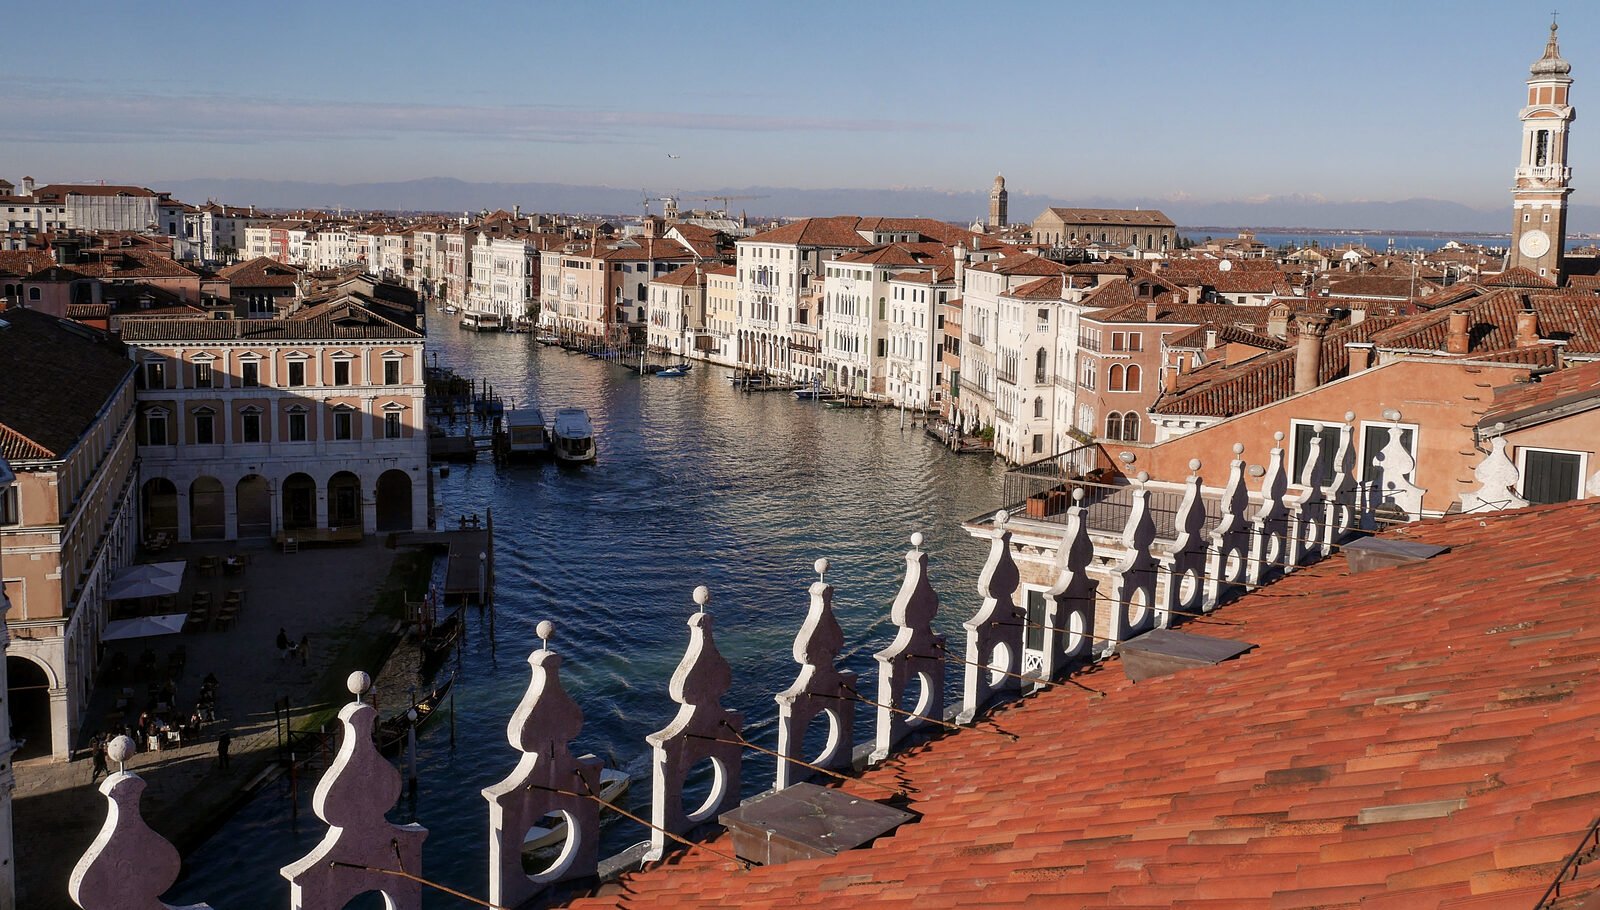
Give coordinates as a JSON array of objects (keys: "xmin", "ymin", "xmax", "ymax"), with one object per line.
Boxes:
[
  {"xmin": 999, "ymin": 447, "xmax": 1227, "ymax": 540},
  {"xmin": 1536, "ymin": 814, "xmax": 1600, "ymax": 908}
]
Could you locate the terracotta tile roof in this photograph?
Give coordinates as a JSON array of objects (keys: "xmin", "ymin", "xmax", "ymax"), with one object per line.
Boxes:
[
  {"xmin": 1480, "ymin": 359, "xmax": 1600, "ymax": 430},
  {"xmin": 1163, "ymin": 263, "xmax": 1293, "ymax": 295},
  {"xmin": 1007, "ymin": 275, "xmax": 1067, "ymax": 299},
  {"xmin": 0, "ymin": 250, "xmax": 56, "ymax": 277},
  {"xmin": 217, "ymin": 256, "xmax": 302, "ymax": 288},
  {"xmin": 1153, "ymin": 317, "xmax": 1403, "ymax": 417},
  {"xmin": 1037, "ymin": 206, "xmax": 1175, "ymax": 226},
  {"xmin": 744, "ymin": 216, "xmax": 876, "ymax": 248},
  {"xmin": 967, "ymin": 253, "xmax": 1072, "ymax": 278},
  {"xmin": 1369, "ymin": 289, "xmax": 1600, "ymax": 355},
  {"xmin": 563, "ymin": 500, "xmax": 1600, "ymax": 910},
  {"xmin": 30, "ymin": 183, "xmax": 159, "ymax": 202},
  {"xmin": 1090, "ymin": 300, "xmax": 1274, "ymax": 327},
  {"xmin": 652, "ymin": 264, "xmax": 708, "ymax": 288},
  {"xmin": 0, "ymin": 308, "xmax": 133, "ymax": 461},
  {"xmin": 1485, "ymin": 267, "xmax": 1558, "ymax": 288},
  {"xmin": 120, "ymin": 298, "xmax": 420, "ymax": 342},
  {"xmin": 1165, "ymin": 322, "xmax": 1290, "ymax": 352},
  {"xmin": 1323, "ymin": 274, "xmax": 1440, "ymax": 299}
]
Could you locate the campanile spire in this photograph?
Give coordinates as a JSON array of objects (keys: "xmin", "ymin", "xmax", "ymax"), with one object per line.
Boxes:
[{"xmin": 1509, "ymin": 19, "xmax": 1575, "ymax": 280}]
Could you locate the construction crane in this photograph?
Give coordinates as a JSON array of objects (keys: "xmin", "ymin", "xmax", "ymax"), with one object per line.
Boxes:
[
  {"xmin": 639, "ymin": 192, "xmax": 681, "ymax": 217},
  {"xmin": 696, "ymin": 194, "xmax": 768, "ymax": 213}
]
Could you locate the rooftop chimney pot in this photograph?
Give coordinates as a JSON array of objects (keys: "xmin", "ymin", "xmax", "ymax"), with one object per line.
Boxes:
[
  {"xmin": 1515, "ymin": 311, "xmax": 1540, "ymax": 348},
  {"xmin": 1294, "ymin": 313, "xmax": 1335, "ymax": 394},
  {"xmin": 1445, "ymin": 310, "xmax": 1470, "ymax": 355}
]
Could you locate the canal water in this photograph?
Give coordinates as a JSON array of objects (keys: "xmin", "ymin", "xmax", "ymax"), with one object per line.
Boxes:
[{"xmin": 170, "ymin": 319, "xmax": 1005, "ymax": 907}]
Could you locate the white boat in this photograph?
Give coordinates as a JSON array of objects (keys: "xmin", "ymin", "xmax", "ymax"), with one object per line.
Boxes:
[
  {"xmin": 552, "ymin": 408, "xmax": 596, "ymax": 464},
  {"xmin": 504, "ymin": 409, "xmax": 550, "ymax": 458},
  {"xmin": 522, "ymin": 765, "xmax": 630, "ymax": 852},
  {"xmin": 460, "ymin": 311, "xmax": 503, "ymax": 332},
  {"xmin": 442, "ymin": 305, "xmax": 459, "ymax": 314}
]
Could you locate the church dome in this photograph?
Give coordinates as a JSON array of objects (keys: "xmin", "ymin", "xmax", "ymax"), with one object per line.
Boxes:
[{"xmin": 1531, "ymin": 21, "xmax": 1572, "ymax": 79}]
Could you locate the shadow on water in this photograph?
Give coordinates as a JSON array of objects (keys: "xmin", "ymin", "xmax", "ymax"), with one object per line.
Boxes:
[{"xmin": 170, "ymin": 322, "xmax": 1004, "ymax": 906}]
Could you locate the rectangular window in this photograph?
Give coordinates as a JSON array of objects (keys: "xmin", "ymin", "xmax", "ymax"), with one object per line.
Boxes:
[
  {"xmin": 194, "ymin": 362, "xmax": 213, "ymax": 388},
  {"xmin": 1032, "ymin": 433, "xmax": 1044, "ymax": 454},
  {"xmin": 1023, "ymin": 588, "xmax": 1047, "ymax": 653},
  {"xmin": 145, "ymin": 361, "xmax": 166, "ymax": 389},
  {"xmin": 333, "ymin": 360, "xmax": 351, "ymax": 386},
  {"xmin": 287, "ymin": 361, "xmax": 306, "ymax": 387},
  {"xmin": 1127, "ymin": 332, "xmax": 1143, "ymax": 352},
  {"xmin": 146, "ymin": 413, "xmax": 168, "ymax": 446},
  {"xmin": 385, "ymin": 412, "xmax": 401, "ymax": 439},
  {"xmin": 384, "ymin": 360, "xmax": 401, "ymax": 385},
  {"xmin": 242, "ymin": 361, "xmax": 260, "ymax": 387},
  {"xmin": 1291, "ymin": 421, "xmax": 1341, "ymax": 488},
  {"xmin": 334, "ymin": 410, "xmax": 353, "ymax": 440},
  {"xmin": 288, "ymin": 412, "xmax": 307, "ymax": 442},
  {"xmin": 1111, "ymin": 332, "xmax": 1125, "ymax": 352},
  {"xmin": 194, "ymin": 411, "xmax": 215, "ymax": 445},
  {"xmin": 1037, "ymin": 308, "xmax": 1049, "ymax": 332},
  {"xmin": 242, "ymin": 411, "xmax": 262, "ymax": 443},
  {"xmin": 1520, "ymin": 448, "xmax": 1584, "ymax": 504},
  {"xmin": 0, "ymin": 484, "xmax": 17, "ymax": 526}
]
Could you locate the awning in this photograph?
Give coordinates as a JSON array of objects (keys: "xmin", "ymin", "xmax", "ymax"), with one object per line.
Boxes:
[
  {"xmin": 101, "ymin": 613, "xmax": 187, "ymax": 641},
  {"xmin": 105, "ymin": 561, "xmax": 187, "ymax": 601}
]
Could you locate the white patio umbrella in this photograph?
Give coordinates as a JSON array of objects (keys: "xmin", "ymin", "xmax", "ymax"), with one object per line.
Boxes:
[
  {"xmin": 101, "ymin": 613, "xmax": 187, "ymax": 641},
  {"xmin": 105, "ymin": 561, "xmax": 187, "ymax": 601}
]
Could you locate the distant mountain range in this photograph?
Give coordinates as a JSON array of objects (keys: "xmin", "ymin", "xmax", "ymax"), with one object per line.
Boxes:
[{"xmin": 155, "ymin": 176, "xmax": 1600, "ymax": 236}]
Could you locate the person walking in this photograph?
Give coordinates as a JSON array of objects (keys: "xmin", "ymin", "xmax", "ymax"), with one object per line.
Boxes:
[
  {"xmin": 89, "ymin": 735, "xmax": 109, "ymax": 782},
  {"xmin": 298, "ymin": 633, "xmax": 310, "ymax": 666},
  {"xmin": 275, "ymin": 628, "xmax": 289, "ymax": 661},
  {"xmin": 217, "ymin": 729, "xmax": 232, "ymax": 770}
]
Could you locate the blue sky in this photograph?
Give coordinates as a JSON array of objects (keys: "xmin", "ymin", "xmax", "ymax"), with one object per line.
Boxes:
[{"xmin": 4, "ymin": 1, "xmax": 1594, "ymax": 208}]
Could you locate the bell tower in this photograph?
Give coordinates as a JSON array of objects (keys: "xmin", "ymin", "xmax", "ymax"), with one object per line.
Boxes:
[
  {"xmin": 988, "ymin": 174, "xmax": 1008, "ymax": 230},
  {"xmin": 1510, "ymin": 20, "xmax": 1575, "ymax": 281}
]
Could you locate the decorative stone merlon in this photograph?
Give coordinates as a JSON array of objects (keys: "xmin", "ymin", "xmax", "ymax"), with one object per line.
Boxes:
[
  {"xmin": 872, "ymin": 532, "xmax": 945, "ymax": 764},
  {"xmin": 1289, "ymin": 427, "xmax": 1329, "ymax": 566},
  {"xmin": 1042, "ymin": 489, "xmax": 1098, "ymax": 674},
  {"xmin": 281, "ymin": 672, "xmax": 427, "ymax": 910},
  {"xmin": 645, "ymin": 587, "xmax": 743, "ymax": 862},
  {"xmin": 1106, "ymin": 473, "xmax": 1160, "ymax": 649},
  {"xmin": 1159, "ymin": 460, "xmax": 1208, "ymax": 617},
  {"xmin": 1461, "ymin": 435, "xmax": 1529, "ymax": 513},
  {"xmin": 483, "ymin": 621, "xmax": 602, "ymax": 907},
  {"xmin": 1206, "ymin": 444, "xmax": 1251, "ymax": 610},
  {"xmin": 774, "ymin": 559, "xmax": 855, "ymax": 790},
  {"xmin": 70, "ymin": 736, "xmax": 213, "ymax": 910},
  {"xmin": 1249, "ymin": 433, "xmax": 1290, "ymax": 586},
  {"xmin": 959, "ymin": 512, "xmax": 1022, "ymax": 724}
]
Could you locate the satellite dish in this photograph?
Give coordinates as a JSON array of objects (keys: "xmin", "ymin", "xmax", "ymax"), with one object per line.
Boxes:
[{"xmin": 1218, "ymin": 259, "xmax": 1233, "ymax": 272}]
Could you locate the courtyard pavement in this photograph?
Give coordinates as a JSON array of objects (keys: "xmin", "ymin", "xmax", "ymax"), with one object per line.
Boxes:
[{"xmin": 12, "ymin": 536, "xmax": 410, "ymax": 910}]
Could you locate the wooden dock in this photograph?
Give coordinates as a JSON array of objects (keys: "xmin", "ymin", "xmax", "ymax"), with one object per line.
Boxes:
[{"xmin": 391, "ymin": 517, "xmax": 494, "ymax": 604}]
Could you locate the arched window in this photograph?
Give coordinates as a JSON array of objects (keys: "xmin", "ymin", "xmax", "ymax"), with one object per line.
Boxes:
[
  {"xmin": 1033, "ymin": 397, "xmax": 1044, "ymax": 419},
  {"xmin": 1034, "ymin": 348, "xmax": 1047, "ymax": 384},
  {"xmin": 1104, "ymin": 412, "xmax": 1121, "ymax": 440},
  {"xmin": 1109, "ymin": 364, "xmax": 1125, "ymax": 392},
  {"xmin": 1123, "ymin": 413, "xmax": 1140, "ymax": 442},
  {"xmin": 1125, "ymin": 365, "xmax": 1142, "ymax": 392},
  {"xmin": 1535, "ymin": 130, "xmax": 1551, "ymax": 167},
  {"xmin": 28, "ymin": 287, "xmax": 40, "ymax": 301}
]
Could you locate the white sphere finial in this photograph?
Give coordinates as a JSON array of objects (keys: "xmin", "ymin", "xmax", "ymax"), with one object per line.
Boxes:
[
  {"xmin": 1273, "ymin": 431, "xmax": 1285, "ymax": 443},
  {"xmin": 1071, "ymin": 487, "xmax": 1084, "ymax": 502},
  {"xmin": 1382, "ymin": 408, "xmax": 1401, "ymax": 422},
  {"xmin": 910, "ymin": 531, "xmax": 924, "ymax": 549},
  {"xmin": 347, "ymin": 671, "xmax": 371, "ymax": 699},
  {"xmin": 1188, "ymin": 458, "xmax": 1202, "ymax": 472},
  {"xmin": 1312, "ymin": 422, "xmax": 1324, "ymax": 432},
  {"xmin": 692, "ymin": 585, "xmax": 710, "ymax": 612},
  {"xmin": 813, "ymin": 557, "xmax": 829, "ymax": 582},
  {"xmin": 536, "ymin": 619, "xmax": 554, "ymax": 649},
  {"xmin": 1232, "ymin": 442, "xmax": 1245, "ymax": 456},
  {"xmin": 108, "ymin": 734, "xmax": 135, "ymax": 770},
  {"xmin": 1136, "ymin": 470, "xmax": 1150, "ymax": 484},
  {"xmin": 992, "ymin": 510, "xmax": 1008, "ymax": 530},
  {"xmin": 1344, "ymin": 410, "xmax": 1356, "ymax": 422}
]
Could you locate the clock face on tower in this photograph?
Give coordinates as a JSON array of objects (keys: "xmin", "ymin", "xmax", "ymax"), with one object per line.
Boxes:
[{"xmin": 1520, "ymin": 228, "xmax": 1551, "ymax": 259}]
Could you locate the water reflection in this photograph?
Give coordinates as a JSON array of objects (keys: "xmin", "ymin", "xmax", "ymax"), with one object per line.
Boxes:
[{"xmin": 171, "ymin": 322, "xmax": 1003, "ymax": 906}]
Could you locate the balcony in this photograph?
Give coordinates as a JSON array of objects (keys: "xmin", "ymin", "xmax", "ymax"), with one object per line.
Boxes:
[
  {"xmin": 995, "ymin": 448, "xmax": 1229, "ymax": 541},
  {"xmin": 1054, "ymin": 372, "xmax": 1075, "ymax": 390},
  {"xmin": 968, "ymin": 332, "xmax": 984, "ymax": 345},
  {"xmin": 996, "ymin": 368, "xmax": 1017, "ymax": 386}
]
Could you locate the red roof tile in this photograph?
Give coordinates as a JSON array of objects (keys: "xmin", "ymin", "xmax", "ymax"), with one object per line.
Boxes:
[{"xmin": 558, "ymin": 500, "xmax": 1600, "ymax": 909}]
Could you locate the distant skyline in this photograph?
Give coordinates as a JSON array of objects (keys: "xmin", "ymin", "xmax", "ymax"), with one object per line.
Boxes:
[{"xmin": 5, "ymin": 1, "xmax": 1594, "ymax": 216}]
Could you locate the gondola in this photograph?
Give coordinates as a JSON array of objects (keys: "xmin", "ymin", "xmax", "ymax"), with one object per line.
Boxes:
[
  {"xmin": 522, "ymin": 759, "xmax": 631, "ymax": 852},
  {"xmin": 375, "ymin": 675, "xmax": 454, "ymax": 755},
  {"xmin": 419, "ymin": 609, "xmax": 462, "ymax": 667}
]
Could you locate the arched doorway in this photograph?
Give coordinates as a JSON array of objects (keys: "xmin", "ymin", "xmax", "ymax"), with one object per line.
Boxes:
[
  {"xmin": 327, "ymin": 471, "xmax": 362, "ymax": 529},
  {"xmin": 236, "ymin": 474, "xmax": 271, "ymax": 538},
  {"xmin": 282, "ymin": 473, "xmax": 316, "ymax": 531},
  {"xmin": 374, "ymin": 470, "xmax": 413, "ymax": 532},
  {"xmin": 7, "ymin": 655, "xmax": 53, "ymax": 761},
  {"xmin": 141, "ymin": 478, "xmax": 177, "ymax": 540},
  {"xmin": 189, "ymin": 477, "xmax": 225, "ymax": 540}
]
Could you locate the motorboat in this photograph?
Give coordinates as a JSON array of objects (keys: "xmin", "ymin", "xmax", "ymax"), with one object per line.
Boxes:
[
  {"xmin": 655, "ymin": 364, "xmax": 690, "ymax": 378},
  {"xmin": 459, "ymin": 311, "xmax": 503, "ymax": 332},
  {"xmin": 552, "ymin": 408, "xmax": 597, "ymax": 464},
  {"xmin": 522, "ymin": 761, "xmax": 631, "ymax": 851},
  {"xmin": 536, "ymin": 332, "xmax": 562, "ymax": 346},
  {"xmin": 504, "ymin": 409, "xmax": 550, "ymax": 458}
]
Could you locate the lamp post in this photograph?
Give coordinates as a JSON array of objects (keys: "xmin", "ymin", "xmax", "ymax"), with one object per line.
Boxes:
[{"xmin": 477, "ymin": 551, "xmax": 487, "ymax": 606}]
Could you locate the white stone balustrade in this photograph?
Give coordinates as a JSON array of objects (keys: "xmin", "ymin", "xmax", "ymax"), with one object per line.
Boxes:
[
  {"xmin": 1159, "ymin": 460, "xmax": 1209, "ymax": 618},
  {"xmin": 1105, "ymin": 473, "xmax": 1160, "ymax": 650},
  {"xmin": 644, "ymin": 587, "xmax": 743, "ymax": 862},
  {"xmin": 69, "ymin": 736, "xmax": 213, "ymax": 910},
  {"xmin": 1323, "ymin": 416, "xmax": 1359, "ymax": 543},
  {"xmin": 483, "ymin": 621, "xmax": 602, "ymax": 907},
  {"xmin": 774, "ymin": 559, "xmax": 856, "ymax": 790},
  {"xmin": 281, "ymin": 672, "xmax": 427, "ymax": 910},
  {"xmin": 871, "ymin": 532, "xmax": 946, "ymax": 764},
  {"xmin": 1288, "ymin": 428, "xmax": 1329, "ymax": 567},
  {"xmin": 1205, "ymin": 444, "xmax": 1252, "ymax": 610},
  {"xmin": 959, "ymin": 512, "xmax": 1022, "ymax": 724},
  {"xmin": 1248, "ymin": 433, "xmax": 1290, "ymax": 586},
  {"xmin": 1461, "ymin": 434, "xmax": 1529, "ymax": 513},
  {"xmin": 1041, "ymin": 488, "xmax": 1099, "ymax": 676}
]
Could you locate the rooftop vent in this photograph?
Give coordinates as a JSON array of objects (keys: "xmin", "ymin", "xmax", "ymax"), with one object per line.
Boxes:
[
  {"xmin": 1118, "ymin": 628, "xmax": 1256, "ymax": 683},
  {"xmin": 719, "ymin": 782, "xmax": 916, "ymax": 867},
  {"xmin": 1342, "ymin": 537, "xmax": 1450, "ymax": 574}
]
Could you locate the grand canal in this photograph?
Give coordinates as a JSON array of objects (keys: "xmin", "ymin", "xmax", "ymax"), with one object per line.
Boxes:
[{"xmin": 171, "ymin": 318, "xmax": 1005, "ymax": 906}]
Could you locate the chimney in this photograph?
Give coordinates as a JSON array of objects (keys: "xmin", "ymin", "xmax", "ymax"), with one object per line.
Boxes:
[
  {"xmin": 1445, "ymin": 310, "xmax": 1470, "ymax": 355},
  {"xmin": 1515, "ymin": 311, "xmax": 1540, "ymax": 348},
  {"xmin": 22, "ymin": 176, "xmax": 34, "ymax": 196},
  {"xmin": 1186, "ymin": 285, "xmax": 1199, "ymax": 305},
  {"xmin": 1349, "ymin": 306, "xmax": 1367, "ymax": 325},
  {"xmin": 1347, "ymin": 342, "xmax": 1373, "ymax": 373},
  {"xmin": 513, "ymin": 204, "xmax": 521, "ymax": 220},
  {"xmin": 1268, "ymin": 307, "xmax": 1288, "ymax": 340},
  {"xmin": 1294, "ymin": 313, "xmax": 1335, "ymax": 394},
  {"xmin": 1146, "ymin": 299, "xmax": 1159, "ymax": 322},
  {"xmin": 953, "ymin": 242, "xmax": 967, "ymax": 292}
]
